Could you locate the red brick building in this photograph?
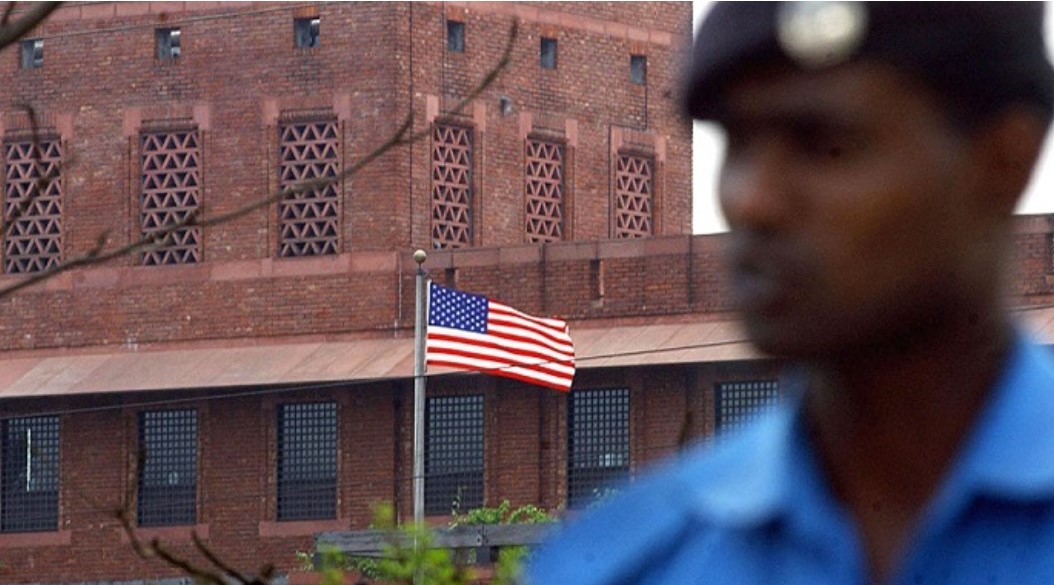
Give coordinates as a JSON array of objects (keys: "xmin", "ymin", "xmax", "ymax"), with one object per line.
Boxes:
[{"xmin": 0, "ymin": 2, "xmax": 1051, "ymax": 584}]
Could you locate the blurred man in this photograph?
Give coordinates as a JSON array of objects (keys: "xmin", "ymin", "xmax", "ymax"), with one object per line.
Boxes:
[{"xmin": 528, "ymin": 3, "xmax": 1054, "ymax": 584}]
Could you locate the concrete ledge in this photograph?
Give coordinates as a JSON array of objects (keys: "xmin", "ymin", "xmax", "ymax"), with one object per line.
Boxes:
[
  {"xmin": 259, "ymin": 518, "xmax": 348, "ymax": 538},
  {"xmin": 0, "ymin": 529, "xmax": 71, "ymax": 548}
]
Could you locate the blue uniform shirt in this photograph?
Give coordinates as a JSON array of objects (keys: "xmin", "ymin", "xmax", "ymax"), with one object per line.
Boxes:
[{"xmin": 527, "ymin": 334, "xmax": 1054, "ymax": 585}]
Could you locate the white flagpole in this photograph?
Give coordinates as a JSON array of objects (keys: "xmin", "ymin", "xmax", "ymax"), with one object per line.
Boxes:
[{"xmin": 412, "ymin": 249, "xmax": 428, "ymax": 528}]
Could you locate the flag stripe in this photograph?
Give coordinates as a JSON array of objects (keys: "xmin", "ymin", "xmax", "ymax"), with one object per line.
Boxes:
[
  {"xmin": 427, "ymin": 338, "xmax": 575, "ymax": 378},
  {"xmin": 487, "ymin": 318, "xmax": 574, "ymax": 351},
  {"xmin": 489, "ymin": 303, "xmax": 569, "ymax": 334},
  {"xmin": 426, "ymin": 358, "xmax": 573, "ymax": 390},
  {"xmin": 425, "ymin": 283, "xmax": 576, "ymax": 392},
  {"xmin": 427, "ymin": 331, "xmax": 574, "ymax": 370}
]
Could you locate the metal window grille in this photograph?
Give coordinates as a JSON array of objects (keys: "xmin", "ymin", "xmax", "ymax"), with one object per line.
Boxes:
[
  {"xmin": 278, "ymin": 119, "xmax": 340, "ymax": 257},
  {"xmin": 3, "ymin": 137, "xmax": 63, "ymax": 274},
  {"xmin": 540, "ymin": 37, "xmax": 557, "ymax": 69},
  {"xmin": 277, "ymin": 402, "xmax": 337, "ymax": 521},
  {"xmin": 567, "ymin": 389, "xmax": 629, "ymax": 509},
  {"xmin": 156, "ymin": 28, "xmax": 181, "ymax": 60},
  {"xmin": 447, "ymin": 20, "xmax": 464, "ymax": 53},
  {"xmin": 140, "ymin": 129, "xmax": 202, "ymax": 265},
  {"xmin": 715, "ymin": 380, "xmax": 780, "ymax": 433},
  {"xmin": 425, "ymin": 395, "xmax": 484, "ymax": 515},
  {"xmin": 294, "ymin": 17, "xmax": 320, "ymax": 48},
  {"xmin": 20, "ymin": 38, "xmax": 43, "ymax": 69},
  {"xmin": 1, "ymin": 416, "xmax": 59, "ymax": 533},
  {"xmin": 525, "ymin": 139, "xmax": 565, "ymax": 243},
  {"xmin": 614, "ymin": 153, "xmax": 654, "ymax": 238},
  {"xmin": 137, "ymin": 410, "xmax": 197, "ymax": 527},
  {"xmin": 431, "ymin": 124, "xmax": 473, "ymax": 249},
  {"xmin": 630, "ymin": 55, "xmax": 647, "ymax": 85}
]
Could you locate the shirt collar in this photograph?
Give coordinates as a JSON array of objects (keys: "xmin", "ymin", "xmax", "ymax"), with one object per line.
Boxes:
[{"xmin": 943, "ymin": 334, "xmax": 1054, "ymax": 501}]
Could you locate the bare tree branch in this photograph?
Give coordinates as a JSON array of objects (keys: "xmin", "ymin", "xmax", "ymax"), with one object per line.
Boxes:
[
  {"xmin": 0, "ymin": 20, "xmax": 519, "ymax": 299},
  {"xmin": 1, "ymin": 3, "xmax": 18, "ymax": 28},
  {"xmin": 0, "ymin": 1, "xmax": 59, "ymax": 48}
]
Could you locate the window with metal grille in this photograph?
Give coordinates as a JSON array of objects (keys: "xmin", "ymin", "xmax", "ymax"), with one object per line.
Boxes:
[
  {"xmin": 425, "ymin": 395, "xmax": 483, "ymax": 515},
  {"xmin": 1, "ymin": 416, "xmax": 59, "ymax": 533},
  {"xmin": 567, "ymin": 389, "xmax": 629, "ymax": 509},
  {"xmin": 156, "ymin": 28, "xmax": 181, "ymax": 60},
  {"xmin": 431, "ymin": 124, "xmax": 473, "ymax": 249},
  {"xmin": 525, "ymin": 139, "xmax": 565, "ymax": 243},
  {"xmin": 3, "ymin": 137, "xmax": 63, "ymax": 274},
  {"xmin": 540, "ymin": 37, "xmax": 557, "ymax": 69},
  {"xmin": 277, "ymin": 402, "xmax": 337, "ymax": 521},
  {"xmin": 613, "ymin": 153, "xmax": 654, "ymax": 238},
  {"xmin": 140, "ymin": 128, "xmax": 202, "ymax": 265},
  {"xmin": 20, "ymin": 38, "xmax": 43, "ymax": 69},
  {"xmin": 447, "ymin": 20, "xmax": 464, "ymax": 53},
  {"xmin": 630, "ymin": 55, "xmax": 647, "ymax": 85},
  {"xmin": 294, "ymin": 17, "xmax": 320, "ymax": 48},
  {"xmin": 278, "ymin": 118, "xmax": 340, "ymax": 257},
  {"xmin": 137, "ymin": 410, "xmax": 197, "ymax": 527},
  {"xmin": 715, "ymin": 380, "xmax": 779, "ymax": 433}
]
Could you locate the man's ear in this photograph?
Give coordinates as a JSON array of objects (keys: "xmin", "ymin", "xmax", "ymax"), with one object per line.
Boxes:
[{"xmin": 974, "ymin": 107, "xmax": 1048, "ymax": 216}]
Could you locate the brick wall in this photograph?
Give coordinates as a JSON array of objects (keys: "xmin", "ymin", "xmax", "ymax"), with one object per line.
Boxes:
[
  {"xmin": 0, "ymin": 356, "xmax": 782, "ymax": 584},
  {"xmin": 0, "ymin": 1, "xmax": 691, "ymax": 274}
]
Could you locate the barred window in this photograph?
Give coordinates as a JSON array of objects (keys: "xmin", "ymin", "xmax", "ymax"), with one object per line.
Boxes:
[
  {"xmin": 715, "ymin": 380, "xmax": 779, "ymax": 433},
  {"xmin": 1, "ymin": 416, "xmax": 59, "ymax": 533},
  {"xmin": 613, "ymin": 153, "xmax": 653, "ymax": 238},
  {"xmin": 447, "ymin": 20, "xmax": 465, "ymax": 53},
  {"xmin": 294, "ymin": 17, "xmax": 320, "ymax": 48},
  {"xmin": 567, "ymin": 389, "xmax": 629, "ymax": 509},
  {"xmin": 138, "ymin": 410, "xmax": 197, "ymax": 527},
  {"xmin": 140, "ymin": 128, "xmax": 202, "ymax": 265},
  {"xmin": 425, "ymin": 395, "xmax": 483, "ymax": 515},
  {"xmin": 540, "ymin": 37, "xmax": 557, "ymax": 69},
  {"xmin": 525, "ymin": 139, "xmax": 565, "ymax": 243},
  {"xmin": 156, "ymin": 28, "xmax": 181, "ymax": 60},
  {"xmin": 277, "ymin": 402, "xmax": 337, "ymax": 521},
  {"xmin": 431, "ymin": 124, "xmax": 473, "ymax": 249},
  {"xmin": 3, "ymin": 137, "xmax": 63, "ymax": 274},
  {"xmin": 630, "ymin": 55, "xmax": 647, "ymax": 85},
  {"xmin": 278, "ymin": 118, "xmax": 340, "ymax": 257},
  {"xmin": 20, "ymin": 38, "xmax": 43, "ymax": 70}
]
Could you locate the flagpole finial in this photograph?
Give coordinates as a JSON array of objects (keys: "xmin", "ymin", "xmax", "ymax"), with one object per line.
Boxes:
[{"xmin": 413, "ymin": 249, "xmax": 427, "ymax": 265}]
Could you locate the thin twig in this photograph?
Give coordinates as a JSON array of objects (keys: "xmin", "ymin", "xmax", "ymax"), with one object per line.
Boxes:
[
  {"xmin": 0, "ymin": 1, "xmax": 59, "ymax": 47},
  {"xmin": 192, "ymin": 530, "xmax": 253, "ymax": 584},
  {"xmin": 1, "ymin": 3, "xmax": 18, "ymax": 28}
]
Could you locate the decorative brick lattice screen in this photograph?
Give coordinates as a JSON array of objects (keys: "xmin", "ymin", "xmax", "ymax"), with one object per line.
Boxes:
[
  {"xmin": 278, "ymin": 119, "xmax": 340, "ymax": 257},
  {"xmin": 140, "ymin": 129, "xmax": 202, "ymax": 265},
  {"xmin": 431, "ymin": 124, "xmax": 473, "ymax": 249},
  {"xmin": 525, "ymin": 139, "xmax": 565, "ymax": 243},
  {"xmin": 613, "ymin": 153, "xmax": 653, "ymax": 238},
  {"xmin": 3, "ymin": 138, "xmax": 63, "ymax": 274}
]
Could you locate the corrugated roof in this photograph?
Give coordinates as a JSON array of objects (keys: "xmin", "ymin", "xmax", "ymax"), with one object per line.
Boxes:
[{"xmin": 0, "ymin": 307, "xmax": 1050, "ymax": 400}]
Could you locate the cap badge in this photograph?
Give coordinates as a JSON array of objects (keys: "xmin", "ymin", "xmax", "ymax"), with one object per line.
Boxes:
[{"xmin": 776, "ymin": 1, "xmax": 868, "ymax": 69}]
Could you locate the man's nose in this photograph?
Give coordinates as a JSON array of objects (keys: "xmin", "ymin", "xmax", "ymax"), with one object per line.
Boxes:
[{"xmin": 718, "ymin": 143, "xmax": 796, "ymax": 233}]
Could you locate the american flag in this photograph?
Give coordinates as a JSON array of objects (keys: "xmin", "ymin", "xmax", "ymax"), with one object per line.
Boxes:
[{"xmin": 426, "ymin": 283, "xmax": 575, "ymax": 392}]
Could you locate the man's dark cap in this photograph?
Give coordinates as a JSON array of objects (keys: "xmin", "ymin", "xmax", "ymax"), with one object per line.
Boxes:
[{"xmin": 684, "ymin": 2, "xmax": 1054, "ymax": 122}]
